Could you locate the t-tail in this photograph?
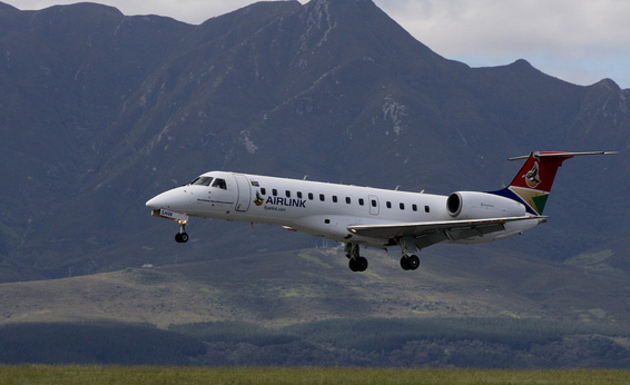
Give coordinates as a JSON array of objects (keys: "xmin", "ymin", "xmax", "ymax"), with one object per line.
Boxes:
[{"xmin": 490, "ymin": 151, "xmax": 617, "ymax": 216}]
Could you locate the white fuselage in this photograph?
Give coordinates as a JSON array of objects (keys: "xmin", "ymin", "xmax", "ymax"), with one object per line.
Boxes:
[{"xmin": 145, "ymin": 171, "xmax": 540, "ymax": 249}]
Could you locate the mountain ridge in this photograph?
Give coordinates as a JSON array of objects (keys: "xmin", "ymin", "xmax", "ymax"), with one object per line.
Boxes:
[{"xmin": 0, "ymin": 0, "xmax": 628, "ymax": 282}]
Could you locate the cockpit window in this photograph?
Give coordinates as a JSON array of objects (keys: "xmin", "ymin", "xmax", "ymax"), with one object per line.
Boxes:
[
  {"xmin": 190, "ymin": 176, "xmax": 213, "ymax": 186},
  {"xmin": 212, "ymin": 178, "xmax": 227, "ymax": 190}
]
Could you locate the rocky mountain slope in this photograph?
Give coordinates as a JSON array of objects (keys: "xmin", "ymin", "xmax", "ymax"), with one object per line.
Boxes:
[{"xmin": 0, "ymin": 0, "xmax": 628, "ymax": 282}]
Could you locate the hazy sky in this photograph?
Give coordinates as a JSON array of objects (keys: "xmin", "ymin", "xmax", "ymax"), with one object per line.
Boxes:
[{"xmin": 6, "ymin": 0, "xmax": 629, "ymax": 89}]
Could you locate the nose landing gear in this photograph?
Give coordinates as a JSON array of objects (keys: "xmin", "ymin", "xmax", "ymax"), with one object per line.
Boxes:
[
  {"xmin": 175, "ymin": 222, "xmax": 189, "ymax": 243},
  {"xmin": 149, "ymin": 209, "xmax": 190, "ymax": 244}
]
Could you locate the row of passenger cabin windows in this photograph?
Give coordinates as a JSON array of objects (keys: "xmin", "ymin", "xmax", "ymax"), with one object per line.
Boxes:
[{"xmin": 259, "ymin": 187, "xmax": 430, "ymax": 213}]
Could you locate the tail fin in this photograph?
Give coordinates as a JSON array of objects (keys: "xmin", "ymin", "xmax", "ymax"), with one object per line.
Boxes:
[{"xmin": 491, "ymin": 151, "xmax": 616, "ymax": 216}]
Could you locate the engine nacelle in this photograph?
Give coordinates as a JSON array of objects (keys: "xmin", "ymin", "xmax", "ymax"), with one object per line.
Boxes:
[{"xmin": 446, "ymin": 191, "xmax": 526, "ymax": 219}]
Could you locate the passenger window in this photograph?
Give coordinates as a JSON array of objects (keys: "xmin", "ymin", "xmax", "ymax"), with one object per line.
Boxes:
[
  {"xmin": 272, "ymin": 189, "xmax": 277, "ymax": 196},
  {"xmin": 425, "ymin": 205, "xmax": 430, "ymax": 213},
  {"xmin": 386, "ymin": 201, "xmax": 392, "ymax": 209},
  {"xmin": 399, "ymin": 203, "xmax": 405, "ymax": 210},
  {"xmin": 286, "ymin": 190, "xmax": 291, "ymax": 198},
  {"xmin": 359, "ymin": 198, "xmax": 364, "ymax": 206},
  {"xmin": 412, "ymin": 204, "xmax": 418, "ymax": 212},
  {"xmin": 212, "ymin": 178, "xmax": 227, "ymax": 190},
  {"xmin": 297, "ymin": 192, "xmax": 303, "ymax": 199},
  {"xmin": 332, "ymin": 195, "xmax": 338, "ymax": 203},
  {"xmin": 319, "ymin": 194, "xmax": 325, "ymax": 202},
  {"xmin": 371, "ymin": 199, "xmax": 377, "ymax": 207},
  {"xmin": 345, "ymin": 197, "xmax": 351, "ymax": 204},
  {"xmin": 261, "ymin": 188, "xmax": 266, "ymax": 195},
  {"xmin": 308, "ymin": 193, "xmax": 314, "ymax": 200}
]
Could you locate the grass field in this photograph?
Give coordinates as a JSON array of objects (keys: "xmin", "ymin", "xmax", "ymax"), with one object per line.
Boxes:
[{"xmin": 0, "ymin": 366, "xmax": 629, "ymax": 384}]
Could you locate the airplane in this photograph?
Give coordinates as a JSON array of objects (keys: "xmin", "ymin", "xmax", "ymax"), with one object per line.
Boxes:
[{"xmin": 145, "ymin": 151, "xmax": 615, "ymax": 272}]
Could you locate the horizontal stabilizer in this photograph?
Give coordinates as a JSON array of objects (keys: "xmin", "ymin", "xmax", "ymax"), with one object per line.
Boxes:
[{"xmin": 508, "ymin": 151, "xmax": 617, "ymax": 161}]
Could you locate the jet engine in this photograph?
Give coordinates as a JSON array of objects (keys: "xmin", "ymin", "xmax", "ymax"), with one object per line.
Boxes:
[{"xmin": 446, "ymin": 191, "xmax": 526, "ymax": 219}]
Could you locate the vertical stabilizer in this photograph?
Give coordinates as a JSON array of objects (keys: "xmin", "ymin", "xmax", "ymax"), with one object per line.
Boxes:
[{"xmin": 490, "ymin": 151, "xmax": 615, "ymax": 216}]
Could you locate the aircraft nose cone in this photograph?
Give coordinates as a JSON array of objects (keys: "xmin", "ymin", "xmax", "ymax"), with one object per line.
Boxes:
[
  {"xmin": 146, "ymin": 190, "xmax": 178, "ymax": 210},
  {"xmin": 145, "ymin": 193, "xmax": 169, "ymax": 210},
  {"xmin": 145, "ymin": 196, "xmax": 161, "ymax": 210},
  {"xmin": 145, "ymin": 187, "xmax": 192, "ymax": 211}
]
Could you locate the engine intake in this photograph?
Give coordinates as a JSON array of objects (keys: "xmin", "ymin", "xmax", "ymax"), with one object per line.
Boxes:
[{"xmin": 447, "ymin": 191, "xmax": 526, "ymax": 219}]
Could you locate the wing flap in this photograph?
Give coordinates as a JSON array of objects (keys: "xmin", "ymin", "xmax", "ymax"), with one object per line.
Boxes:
[{"xmin": 347, "ymin": 216, "xmax": 545, "ymax": 240}]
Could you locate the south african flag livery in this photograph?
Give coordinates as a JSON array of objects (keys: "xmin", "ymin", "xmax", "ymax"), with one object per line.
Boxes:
[{"xmin": 490, "ymin": 151, "xmax": 614, "ymax": 216}]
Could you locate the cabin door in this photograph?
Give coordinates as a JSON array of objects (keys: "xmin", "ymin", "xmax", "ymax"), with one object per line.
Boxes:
[
  {"xmin": 368, "ymin": 195, "xmax": 379, "ymax": 215},
  {"xmin": 233, "ymin": 174, "xmax": 251, "ymax": 212}
]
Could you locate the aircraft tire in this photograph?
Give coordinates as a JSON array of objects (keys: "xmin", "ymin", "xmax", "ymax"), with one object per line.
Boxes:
[
  {"xmin": 400, "ymin": 256, "xmax": 410, "ymax": 270},
  {"xmin": 348, "ymin": 258, "xmax": 358, "ymax": 272},
  {"xmin": 408, "ymin": 255, "xmax": 420, "ymax": 270},
  {"xmin": 175, "ymin": 233, "xmax": 189, "ymax": 243},
  {"xmin": 357, "ymin": 256, "xmax": 368, "ymax": 272},
  {"xmin": 349, "ymin": 257, "xmax": 368, "ymax": 272}
]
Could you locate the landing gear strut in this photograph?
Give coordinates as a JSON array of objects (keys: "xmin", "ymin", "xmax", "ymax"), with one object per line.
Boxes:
[
  {"xmin": 175, "ymin": 222, "xmax": 189, "ymax": 243},
  {"xmin": 345, "ymin": 243, "xmax": 368, "ymax": 272}
]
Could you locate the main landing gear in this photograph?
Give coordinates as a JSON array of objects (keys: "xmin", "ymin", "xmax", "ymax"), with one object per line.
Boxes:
[
  {"xmin": 344, "ymin": 241, "xmax": 420, "ymax": 272},
  {"xmin": 396, "ymin": 236, "xmax": 420, "ymax": 271},
  {"xmin": 400, "ymin": 254, "xmax": 420, "ymax": 271},
  {"xmin": 345, "ymin": 243, "xmax": 368, "ymax": 272},
  {"xmin": 175, "ymin": 222, "xmax": 189, "ymax": 243}
]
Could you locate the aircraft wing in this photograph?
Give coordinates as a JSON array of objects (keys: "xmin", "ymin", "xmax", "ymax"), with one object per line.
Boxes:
[{"xmin": 347, "ymin": 216, "xmax": 545, "ymax": 242}]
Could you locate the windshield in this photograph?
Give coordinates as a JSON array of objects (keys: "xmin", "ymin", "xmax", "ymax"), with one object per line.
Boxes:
[{"xmin": 189, "ymin": 176, "xmax": 213, "ymax": 186}]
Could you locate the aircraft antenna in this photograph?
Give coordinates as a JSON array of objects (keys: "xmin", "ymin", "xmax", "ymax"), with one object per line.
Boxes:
[{"xmin": 303, "ymin": 175, "xmax": 308, "ymax": 180}]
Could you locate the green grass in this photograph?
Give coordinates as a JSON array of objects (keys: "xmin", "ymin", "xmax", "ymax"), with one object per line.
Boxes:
[{"xmin": 0, "ymin": 366, "xmax": 629, "ymax": 384}]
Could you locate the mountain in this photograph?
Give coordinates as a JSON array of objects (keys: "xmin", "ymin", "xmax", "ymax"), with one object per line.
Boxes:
[{"xmin": 0, "ymin": 0, "xmax": 629, "ymax": 282}]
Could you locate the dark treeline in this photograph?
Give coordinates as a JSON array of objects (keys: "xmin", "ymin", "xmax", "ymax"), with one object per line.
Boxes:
[
  {"xmin": 2, "ymin": 318, "xmax": 630, "ymax": 367},
  {"xmin": 171, "ymin": 317, "xmax": 630, "ymax": 368},
  {"xmin": 0, "ymin": 322, "xmax": 206, "ymax": 365}
]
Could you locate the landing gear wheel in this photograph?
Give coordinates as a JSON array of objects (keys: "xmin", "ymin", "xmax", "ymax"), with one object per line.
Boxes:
[
  {"xmin": 400, "ymin": 256, "xmax": 410, "ymax": 270},
  {"xmin": 408, "ymin": 255, "xmax": 420, "ymax": 270},
  {"xmin": 175, "ymin": 232, "xmax": 189, "ymax": 243},
  {"xmin": 357, "ymin": 256, "xmax": 368, "ymax": 272},
  {"xmin": 400, "ymin": 255, "xmax": 419, "ymax": 271},
  {"xmin": 349, "ymin": 256, "xmax": 368, "ymax": 272}
]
